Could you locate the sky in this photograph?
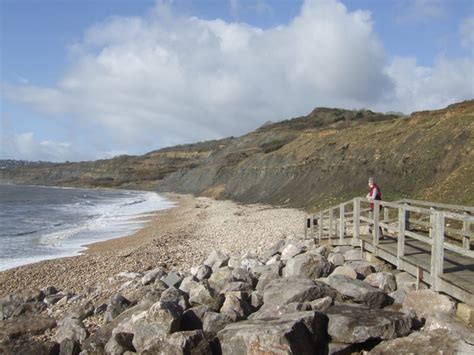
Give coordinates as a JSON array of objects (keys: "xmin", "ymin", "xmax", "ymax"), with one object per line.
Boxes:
[{"xmin": 1, "ymin": 0, "xmax": 473, "ymax": 162}]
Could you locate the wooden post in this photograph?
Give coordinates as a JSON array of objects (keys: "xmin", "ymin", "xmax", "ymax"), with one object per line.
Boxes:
[
  {"xmin": 310, "ymin": 214, "xmax": 315, "ymax": 238},
  {"xmin": 397, "ymin": 205, "xmax": 406, "ymax": 270},
  {"xmin": 353, "ymin": 198, "xmax": 360, "ymax": 244},
  {"xmin": 304, "ymin": 217, "xmax": 308, "ymax": 239},
  {"xmin": 429, "ymin": 208, "xmax": 434, "ymax": 239},
  {"xmin": 329, "ymin": 208, "xmax": 334, "ymax": 240},
  {"xmin": 463, "ymin": 212, "xmax": 470, "ymax": 250},
  {"xmin": 405, "ymin": 202, "xmax": 411, "ymax": 231},
  {"xmin": 430, "ymin": 211, "xmax": 445, "ymax": 291},
  {"xmin": 339, "ymin": 203, "xmax": 345, "ymax": 244},
  {"xmin": 416, "ymin": 267, "xmax": 423, "ymax": 290},
  {"xmin": 319, "ymin": 211, "xmax": 323, "ymax": 242},
  {"xmin": 373, "ymin": 200, "xmax": 380, "ymax": 247},
  {"xmin": 383, "ymin": 207, "xmax": 389, "ymax": 235}
]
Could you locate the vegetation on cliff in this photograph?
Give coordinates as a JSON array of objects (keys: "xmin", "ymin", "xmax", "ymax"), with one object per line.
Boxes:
[{"xmin": 1, "ymin": 100, "xmax": 473, "ymax": 210}]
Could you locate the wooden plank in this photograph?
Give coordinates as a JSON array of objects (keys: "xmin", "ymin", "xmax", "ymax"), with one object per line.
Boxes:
[
  {"xmin": 358, "ymin": 234, "xmax": 474, "ymax": 304},
  {"xmin": 431, "ymin": 211, "xmax": 445, "ymax": 291},
  {"xmin": 404, "ymin": 205, "xmax": 433, "ymax": 215},
  {"xmin": 373, "ymin": 202, "xmax": 380, "ymax": 255},
  {"xmin": 329, "ymin": 208, "xmax": 334, "ymax": 240},
  {"xmin": 398, "ymin": 205, "xmax": 406, "ymax": 270},
  {"xmin": 405, "ymin": 203, "xmax": 411, "ymax": 231},
  {"xmin": 405, "ymin": 230, "xmax": 432, "ymax": 245},
  {"xmin": 304, "ymin": 216, "xmax": 308, "ymax": 239},
  {"xmin": 463, "ymin": 212, "xmax": 471, "ymax": 250},
  {"xmin": 353, "ymin": 198, "xmax": 360, "ymax": 242},
  {"xmin": 339, "ymin": 203, "xmax": 345, "ymax": 244},
  {"xmin": 398, "ymin": 199, "xmax": 474, "ymax": 213},
  {"xmin": 443, "ymin": 243, "xmax": 474, "ymax": 258},
  {"xmin": 379, "ymin": 221, "xmax": 398, "ymax": 234},
  {"xmin": 319, "ymin": 211, "xmax": 323, "ymax": 242}
]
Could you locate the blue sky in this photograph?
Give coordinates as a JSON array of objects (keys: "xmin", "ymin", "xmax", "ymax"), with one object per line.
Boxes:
[{"xmin": 1, "ymin": 0, "xmax": 473, "ymax": 162}]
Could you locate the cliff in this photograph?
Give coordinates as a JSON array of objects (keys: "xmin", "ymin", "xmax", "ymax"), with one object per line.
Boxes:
[{"xmin": 1, "ymin": 100, "xmax": 473, "ymax": 210}]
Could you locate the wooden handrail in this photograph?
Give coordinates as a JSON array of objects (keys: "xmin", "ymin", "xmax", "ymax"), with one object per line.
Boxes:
[{"xmin": 305, "ymin": 196, "xmax": 473, "ymax": 303}]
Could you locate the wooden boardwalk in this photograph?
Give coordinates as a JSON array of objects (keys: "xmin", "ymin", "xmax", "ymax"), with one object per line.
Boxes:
[{"xmin": 306, "ymin": 198, "xmax": 474, "ymax": 304}]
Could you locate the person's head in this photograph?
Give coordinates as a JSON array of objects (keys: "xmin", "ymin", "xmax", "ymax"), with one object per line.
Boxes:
[{"xmin": 368, "ymin": 177, "xmax": 374, "ymax": 187}]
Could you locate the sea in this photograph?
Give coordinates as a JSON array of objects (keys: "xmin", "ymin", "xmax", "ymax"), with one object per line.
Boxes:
[{"xmin": 0, "ymin": 184, "xmax": 174, "ymax": 271}]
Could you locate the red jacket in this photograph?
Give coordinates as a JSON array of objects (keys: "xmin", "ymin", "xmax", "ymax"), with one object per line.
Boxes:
[{"xmin": 368, "ymin": 183, "xmax": 382, "ymax": 210}]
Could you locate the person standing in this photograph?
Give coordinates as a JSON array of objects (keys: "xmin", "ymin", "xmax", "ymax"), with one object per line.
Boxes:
[{"xmin": 367, "ymin": 177, "xmax": 384, "ymax": 239}]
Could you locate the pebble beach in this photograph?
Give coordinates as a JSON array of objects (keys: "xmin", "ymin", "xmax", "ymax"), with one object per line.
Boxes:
[{"xmin": 0, "ymin": 193, "xmax": 305, "ymax": 298}]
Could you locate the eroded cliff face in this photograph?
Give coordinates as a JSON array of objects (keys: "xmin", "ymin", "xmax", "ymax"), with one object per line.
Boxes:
[{"xmin": 2, "ymin": 100, "xmax": 473, "ymax": 210}]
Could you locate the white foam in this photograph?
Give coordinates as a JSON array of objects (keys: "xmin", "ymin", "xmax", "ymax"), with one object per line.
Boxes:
[{"xmin": 1, "ymin": 190, "xmax": 174, "ymax": 271}]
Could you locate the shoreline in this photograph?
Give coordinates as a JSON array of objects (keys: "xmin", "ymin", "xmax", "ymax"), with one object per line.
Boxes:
[
  {"xmin": 0, "ymin": 185, "xmax": 176, "ymax": 273},
  {"xmin": 0, "ymin": 193, "xmax": 306, "ymax": 298}
]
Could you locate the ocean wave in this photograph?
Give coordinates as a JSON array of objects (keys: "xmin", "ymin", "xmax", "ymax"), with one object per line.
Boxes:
[{"xmin": 1, "ymin": 187, "xmax": 175, "ymax": 270}]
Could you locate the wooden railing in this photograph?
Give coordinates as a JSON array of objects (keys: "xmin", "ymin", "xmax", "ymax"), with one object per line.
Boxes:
[{"xmin": 305, "ymin": 197, "xmax": 474, "ymax": 303}]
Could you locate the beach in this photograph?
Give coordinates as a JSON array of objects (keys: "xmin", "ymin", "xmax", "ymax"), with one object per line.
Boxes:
[{"xmin": 0, "ymin": 193, "xmax": 306, "ymax": 298}]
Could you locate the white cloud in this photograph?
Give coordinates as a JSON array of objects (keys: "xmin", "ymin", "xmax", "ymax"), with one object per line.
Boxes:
[
  {"xmin": 3, "ymin": 0, "xmax": 392, "ymax": 149},
  {"xmin": 2, "ymin": 0, "xmax": 473, "ymax": 158},
  {"xmin": 384, "ymin": 55, "xmax": 474, "ymax": 113},
  {"xmin": 0, "ymin": 132, "xmax": 79, "ymax": 162}
]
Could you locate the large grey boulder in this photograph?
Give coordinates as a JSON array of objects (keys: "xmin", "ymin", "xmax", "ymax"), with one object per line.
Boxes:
[
  {"xmin": 312, "ymin": 245, "xmax": 330, "ymax": 258},
  {"xmin": 160, "ymin": 286, "xmax": 190, "ymax": 312},
  {"xmin": 217, "ymin": 311, "xmax": 328, "ymax": 355},
  {"xmin": 59, "ymin": 338, "xmax": 81, "ymax": 355},
  {"xmin": 208, "ymin": 267, "xmax": 233, "ymax": 293},
  {"xmin": 192, "ymin": 264, "xmax": 212, "ymax": 281},
  {"xmin": 141, "ymin": 267, "xmax": 166, "ymax": 286},
  {"xmin": 202, "ymin": 312, "xmax": 233, "ymax": 335},
  {"xmin": 327, "ymin": 253, "xmax": 344, "ymax": 267},
  {"xmin": 281, "ymin": 243, "xmax": 304, "ymax": 261},
  {"xmin": 178, "ymin": 276, "xmax": 200, "ymax": 295},
  {"xmin": 181, "ymin": 305, "xmax": 210, "ymax": 331},
  {"xmin": 327, "ymin": 275, "xmax": 388, "ymax": 308},
  {"xmin": 220, "ymin": 292, "xmax": 254, "ymax": 321},
  {"xmin": 161, "ymin": 271, "xmax": 183, "ymax": 288},
  {"xmin": 343, "ymin": 249, "xmax": 363, "ymax": 261},
  {"xmin": 240, "ymin": 256, "xmax": 263, "ymax": 271},
  {"xmin": 103, "ymin": 294, "xmax": 132, "ymax": 324},
  {"xmin": 282, "ymin": 253, "xmax": 332, "ymax": 279},
  {"xmin": 344, "ymin": 260, "xmax": 375, "ymax": 278},
  {"xmin": 370, "ymin": 329, "xmax": 474, "ymax": 355},
  {"xmin": 188, "ymin": 283, "xmax": 224, "ymax": 312},
  {"xmin": 204, "ymin": 250, "xmax": 230, "ymax": 271},
  {"xmin": 330, "ymin": 266, "xmax": 358, "ymax": 279},
  {"xmin": 402, "ymin": 289, "xmax": 455, "ymax": 319},
  {"xmin": 395, "ymin": 272, "xmax": 427, "ymax": 293},
  {"xmin": 248, "ymin": 302, "xmax": 312, "ymax": 320},
  {"xmin": 250, "ymin": 263, "xmax": 280, "ymax": 279},
  {"xmin": 324, "ymin": 304, "xmax": 412, "ymax": 344},
  {"xmin": 365, "ymin": 272, "xmax": 397, "ymax": 292},
  {"xmin": 261, "ymin": 239, "xmax": 285, "ymax": 261},
  {"xmin": 132, "ymin": 301, "xmax": 182, "ymax": 353},
  {"xmin": 81, "ymin": 303, "xmax": 150, "ymax": 353},
  {"xmin": 55, "ymin": 316, "xmax": 89, "ymax": 344},
  {"xmin": 104, "ymin": 332, "xmax": 135, "ymax": 354},
  {"xmin": 231, "ymin": 267, "xmax": 256, "ymax": 287},
  {"xmin": 424, "ymin": 313, "xmax": 474, "ymax": 345},
  {"xmin": 263, "ymin": 277, "xmax": 339, "ymax": 307},
  {"xmin": 0, "ymin": 316, "xmax": 56, "ymax": 339},
  {"xmin": 140, "ymin": 330, "xmax": 211, "ymax": 354},
  {"xmin": 220, "ymin": 281, "xmax": 253, "ymax": 294}
]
